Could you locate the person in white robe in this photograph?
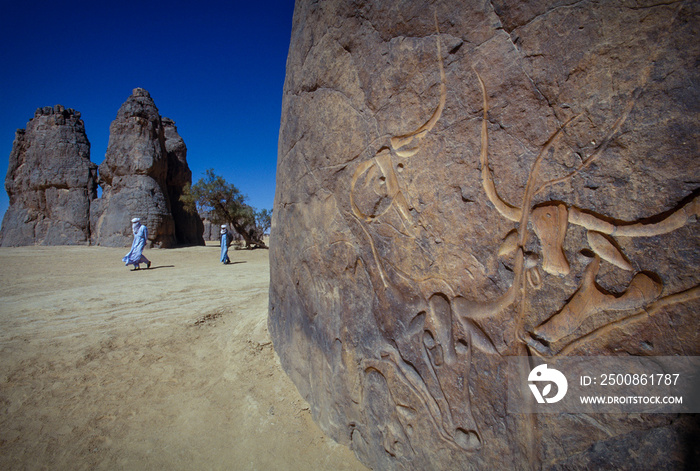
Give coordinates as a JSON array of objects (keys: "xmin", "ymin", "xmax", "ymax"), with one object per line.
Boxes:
[{"xmin": 122, "ymin": 217, "xmax": 151, "ymax": 270}]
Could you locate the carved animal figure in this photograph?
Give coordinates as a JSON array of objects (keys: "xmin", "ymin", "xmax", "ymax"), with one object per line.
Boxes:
[
  {"xmin": 344, "ymin": 13, "xmax": 699, "ymax": 457},
  {"xmin": 348, "ymin": 21, "xmax": 485, "ymax": 453}
]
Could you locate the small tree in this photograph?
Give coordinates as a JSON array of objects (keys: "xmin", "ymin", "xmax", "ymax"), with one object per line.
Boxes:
[
  {"xmin": 255, "ymin": 208, "xmax": 272, "ymax": 235},
  {"xmin": 182, "ymin": 169, "xmax": 267, "ymax": 248}
]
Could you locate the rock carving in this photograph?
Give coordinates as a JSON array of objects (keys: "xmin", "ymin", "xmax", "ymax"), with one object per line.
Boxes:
[
  {"xmin": 346, "ymin": 12, "xmax": 700, "ymax": 458},
  {"xmin": 348, "ymin": 20, "xmax": 485, "ymax": 453},
  {"xmin": 475, "ymin": 71, "xmax": 700, "ymax": 355},
  {"xmin": 268, "ymin": 1, "xmax": 700, "ymax": 469}
]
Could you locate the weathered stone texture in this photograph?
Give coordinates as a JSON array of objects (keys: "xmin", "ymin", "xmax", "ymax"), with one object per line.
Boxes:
[
  {"xmin": 0, "ymin": 106, "xmax": 97, "ymax": 246},
  {"xmin": 201, "ymin": 215, "xmax": 230, "ymax": 242},
  {"xmin": 90, "ymin": 88, "xmax": 192, "ymax": 247},
  {"xmin": 269, "ymin": 1, "xmax": 699, "ymax": 470},
  {"xmin": 2, "ymin": 91, "xmax": 204, "ymax": 248},
  {"xmin": 163, "ymin": 117, "xmax": 205, "ymax": 246},
  {"xmin": 90, "ymin": 88, "xmax": 173, "ymax": 247}
]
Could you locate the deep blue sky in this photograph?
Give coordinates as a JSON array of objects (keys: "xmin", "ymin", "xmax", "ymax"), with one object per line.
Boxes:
[{"xmin": 0, "ymin": 0, "xmax": 295, "ymax": 219}]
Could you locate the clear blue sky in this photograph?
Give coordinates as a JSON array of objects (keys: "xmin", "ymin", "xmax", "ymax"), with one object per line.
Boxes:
[{"xmin": 0, "ymin": 0, "xmax": 295, "ymax": 219}]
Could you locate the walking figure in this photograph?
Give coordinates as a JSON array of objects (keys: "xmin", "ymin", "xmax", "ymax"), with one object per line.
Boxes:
[
  {"xmin": 122, "ymin": 217, "xmax": 151, "ymax": 270},
  {"xmin": 220, "ymin": 224, "xmax": 231, "ymax": 264}
]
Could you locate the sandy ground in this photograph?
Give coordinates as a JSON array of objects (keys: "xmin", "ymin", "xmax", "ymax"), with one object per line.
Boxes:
[{"xmin": 0, "ymin": 243, "xmax": 368, "ymax": 471}]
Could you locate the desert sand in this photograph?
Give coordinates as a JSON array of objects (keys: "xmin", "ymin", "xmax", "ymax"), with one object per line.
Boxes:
[{"xmin": 0, "ymin": 243, "xmax": 368, "ymax": 470}]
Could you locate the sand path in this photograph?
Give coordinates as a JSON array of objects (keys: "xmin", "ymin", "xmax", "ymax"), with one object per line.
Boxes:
[{"xmin": 0, "ymin": 244, "xmax": 367, "ymax": 470}]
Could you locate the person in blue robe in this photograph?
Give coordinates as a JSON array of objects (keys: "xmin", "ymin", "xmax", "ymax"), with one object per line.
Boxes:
[
  {"xmin": 122, "ymin": 217, "xmax": 151, "ymax": 270},
  {"xmin": 220, "ymin": 225, "xmax": 231, "ymax": 264}
]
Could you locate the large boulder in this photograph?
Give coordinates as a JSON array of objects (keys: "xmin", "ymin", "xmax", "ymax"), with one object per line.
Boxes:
[
  {"xmin": 268, "ymin": 1, "xmax": 699, "ymax": 470},
  {"xmin": 91, "ymin": 88, "xmax": 176, "ymax": 247},
  {"xmin": 0, "ymin": 105, "xmax": 97, "ymax": 246}
]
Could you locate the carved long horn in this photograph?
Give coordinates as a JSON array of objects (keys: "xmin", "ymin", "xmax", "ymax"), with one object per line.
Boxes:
[
  {"xmin": 474, "ymin": 70, "xmax": 522, "ymax": 222},
  {"xmin": 569, "ymin": 193, "xmax": 700, "ymax": 237},
  {"xmin": 390, "ymin": 13, "xmax": 447, "ymax": 155}
]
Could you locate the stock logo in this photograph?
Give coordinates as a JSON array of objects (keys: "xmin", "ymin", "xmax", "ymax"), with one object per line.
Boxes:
[{"xmin": 528, "ymin": 364, "xmax": 568, "ymax": 404}]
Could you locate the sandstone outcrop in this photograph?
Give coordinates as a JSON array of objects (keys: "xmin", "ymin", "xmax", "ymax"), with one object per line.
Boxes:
[
  {"xmin": 200, "ymin": 214, "xmax": 226, "ymax": 242},
  {"xmin": 268, "ymin": 1, "xmax": 699, "ymax": 470},
  {"xmin": 2, "ymin": 91, "xmax": 204, "ymax": 248},
  {"xmin": 164, "ymin": 117, "xmax": 205, "ymax": 246},
  {"xmin": 91, "ymin": 88, "xmax": 202, "ymax": 247},
  {"xmin": 200, "ymin": 213, "xmax": 217, "ymax": 241},
  {"xmin": 200, "ymin": 211, "xmax": 257, "ymax": 245},
  {"xmin": 0, "ymin": 106, "xmax": 97, "ymax": 246}
]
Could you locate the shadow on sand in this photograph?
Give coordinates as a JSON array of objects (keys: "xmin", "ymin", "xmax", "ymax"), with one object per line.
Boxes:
[{"xmin": 131, "ymin": 265, "xmax": 175, "ymax": 271}]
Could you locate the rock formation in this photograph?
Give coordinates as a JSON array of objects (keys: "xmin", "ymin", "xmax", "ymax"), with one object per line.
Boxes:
[
  {"xmin": 90, "ymin": 88, "xmax": 202, "ymax": 247},
  {"xmin": 199, "ymin": 212, "xmax": 217, "ymax": 241},
  {"xmin": 200, "ymin": 216, "xmax": 243, "ymax": 244},
  {"xmin": 199, "ymin": 211, "xmax": 256, "ymax": 245},
  {"xmin": 1, "ymin": 90, "xmax": 204, "ymax": 248},
  {"xmin": 163, "ymin": 117, "xmax": 205, "ymax": 246},
  {"xmin": 268, "ymin": 1, "xmax": 699, "ymax": 470},
  {"xmin": 200, "ymin": 214, "xmax": 224, "ymax": 242},
  {"xmin": 0, "ymin": 106, "xmax": 97, "ymax": 246}
]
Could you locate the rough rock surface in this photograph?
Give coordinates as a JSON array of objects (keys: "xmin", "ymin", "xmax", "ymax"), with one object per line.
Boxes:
[
  {"xmin": 163, "ymin": 117, "xmax": 205, "ymax": 246},
  {"xmin": 91, "ymin": 88, "xmax": 186, "ymax": 247},
  {"xmin": 0, "ymin": 106, "xmax": 97, "ymax": 246},
  {"xmin": 200, "ymin": 212, "xmax": 249, "ymax": 244},
  {"xmin": 268, "ymin": 1, "xmax": 699, "ymax": 470},
  {"xmin": 200, "ymin": 213, "xmax": 218, "ymax": 241},
  {"xmin": 2, "ymin": 91, "xmax": 203, "ymax": 248}
]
